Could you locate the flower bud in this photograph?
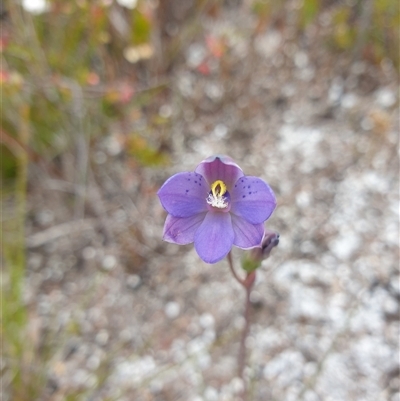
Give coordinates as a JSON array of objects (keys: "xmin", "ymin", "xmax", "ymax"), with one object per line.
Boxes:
[{"xmin": 241, "ymin": 229, "xmax": 279, "ymax": 272}]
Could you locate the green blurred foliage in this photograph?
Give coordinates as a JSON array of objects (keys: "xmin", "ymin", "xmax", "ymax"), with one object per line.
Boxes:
[
  {"xmin": 1, "ymin": 2, "xmax": 166, "ymax": 400},
  {"xmin": 250, "ymin": 0, "xmax": 399, "ymax": 67},
  {"xmin": 2, "ymin": 0, "xmax": 398, "ymax": 185},
  {"xmin": 131, "ymin": 8, "xmax": 152, "ymax": 44},
  {"xmin": 329, "ymin": 0, "xmax": 399, "ymax": 62},
  {"xmin": 0, "ymin": 145, "xmax": 17, "ymax": 179},
  {"xmin": 300, "ymin": 0, "xmax": 319, "ymax": 28},
  {"xmin": 1, "ymin": 0, "xmax": 167, "ymax": 187},
  {"xmin": 368, "ymin": 0, "xmax": 399, "ymax": 64},
  {"xmin": 331, "ymin": 6, "xmax": 356, "ymax": 50},
  {"xmin": 127, "ymin": 133, "xmax": 168, "ymax": 166}
]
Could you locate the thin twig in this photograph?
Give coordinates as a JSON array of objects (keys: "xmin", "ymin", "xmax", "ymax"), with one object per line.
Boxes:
[
  {"xmin": 353, "ymin": 0, "xmax": 374, "ymax": 60},
  {"xmin": 26, "ymin": 218, "xmax": 98, "ymax": 248},
  {"xmin": 87, "ymin": 169, "xmax": 114, "ymax": 245},
  {"xmin": 58, "ymin": 79, "xmax": 88, "ymax": 220}
]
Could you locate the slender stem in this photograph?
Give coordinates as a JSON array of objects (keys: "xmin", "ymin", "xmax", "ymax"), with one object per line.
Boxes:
[
  {"xmin": 227, "ymin": 252, "xmax": 246, "ymax": 286},
  {"xmin": 226, "ymin": 252, "xmax": 256, "ymax": 401},
  {"xmin": 237, "ymin": 277, "xmax": 253, "ymax": 379}
]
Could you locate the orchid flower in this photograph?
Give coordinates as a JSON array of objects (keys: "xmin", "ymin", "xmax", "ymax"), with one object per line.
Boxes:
[{"xmin": 158, "ymin": 155, "xmax": 276, "ymax": 264}]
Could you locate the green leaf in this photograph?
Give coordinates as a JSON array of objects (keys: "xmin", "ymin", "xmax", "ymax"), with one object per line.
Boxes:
[{"xmin": 131, "ymin": 9, "xmax": 152, "ymax": 45}]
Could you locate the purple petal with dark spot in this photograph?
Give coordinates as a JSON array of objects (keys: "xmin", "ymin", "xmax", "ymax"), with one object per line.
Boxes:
[
  {"xmin": 158, "ymin": 172, "xmax": 208, "ymax": 218},
  {"xmin": 195, "ymin": 155, "xmax": 244, "ymax": 189},
  {"xmin": 231, "ymin": 215, "xmax": 264, "ymax": 249},
  {"xmin": 163, "ymin": 213, "xmax": 206, "ymax": 245},
  {"xmin": 194, "ymin": 212, "xmax": 234, "ymax": 264},
  {"xmin": 231, "ymin": 176, "xmax": 276, "ymax": 224}
]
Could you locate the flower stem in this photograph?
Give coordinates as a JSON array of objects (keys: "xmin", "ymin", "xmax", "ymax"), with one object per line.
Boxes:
[
  {"xmin": 227, "ymin": 252, "xmax": 246, "ymax": 286},
  {"xmin": 227, "ymin": 252, "xmax": 256, "ymax": 400}
]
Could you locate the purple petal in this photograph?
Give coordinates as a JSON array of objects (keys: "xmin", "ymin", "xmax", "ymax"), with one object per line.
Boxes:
[
  {"xmin": 195, "ymin": 155, "xmax": 244, "ymax": 189},
  {"xmin": 194, "ymin": 212, "xmax": 234, "ymax": 264},
  {"xmin": 231, "ymin": 176, "xmax": 276, "ymax": 224},
  {"xmin": 231, "ymin": 215, "xmax": 264, "ymax": 249},
  {"xmin": 158, "ymin": 172, "xmax": 208, "ymax": 217},
  {"xmin": 163, "ymin": 213, "xmax": 206, "ymax": 244}
]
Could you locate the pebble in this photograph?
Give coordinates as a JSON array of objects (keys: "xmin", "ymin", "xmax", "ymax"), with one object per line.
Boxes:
[
  {"xmin": 102, "ymin": 255, "xmax": 117, "ymax": 270},
  {"xmin": 126, "ymin": 274, "xmax": 141, "ymax": 289},
  {"xmin": 21, "ymin": 0, "xmax": 48, "ymax": 14},
  {"xmin": 95, "ymin": 330, "xmax": 109, "ymax": 346},
  {"xmin": 82, "ymin": 247, "xmax": 96, "ymax": 260},
  {"xmin": 159, "ymin": 104, "xmax": 172, "ymax": 118},
  {"xmin": 186, "ymin": 43, "xmax": 206, "ymax": 68},
  {"xmin": 213, "ymin": 124, "xmax": 228, "ymax": 139},
  {"xmin": 199, "ymin": 313, "xmax": 215, "ymax": 329},
  {"xmin": 376, "ymin": 88, "xmax": 396, "ymax": 108},
  {"xmin": 116, "ymin": 0, "xmax": 138, "ymax": 9},
  {"xmin": 204, "ymin": 386, "xmax": 219, "ymax": 401},
  {"xmin": 165, "ymin": 301, "xmax": 181, "ymax": 319}
]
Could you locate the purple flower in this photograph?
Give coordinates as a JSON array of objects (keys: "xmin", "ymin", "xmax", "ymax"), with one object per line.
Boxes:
[{"xmin": 157, "ymin": 155, "xmax": 277, "ymax": 264}]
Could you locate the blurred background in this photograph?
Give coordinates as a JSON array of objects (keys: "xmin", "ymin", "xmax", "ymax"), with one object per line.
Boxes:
[{"xmin": 1, "ymin": 0, "xmax": 399, "ymax": 400}]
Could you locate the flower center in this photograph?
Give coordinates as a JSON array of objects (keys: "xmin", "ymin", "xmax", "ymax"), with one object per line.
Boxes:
[{"xmin": 206, "ymin": 180, "xmax": 229, "ymax": 209}]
